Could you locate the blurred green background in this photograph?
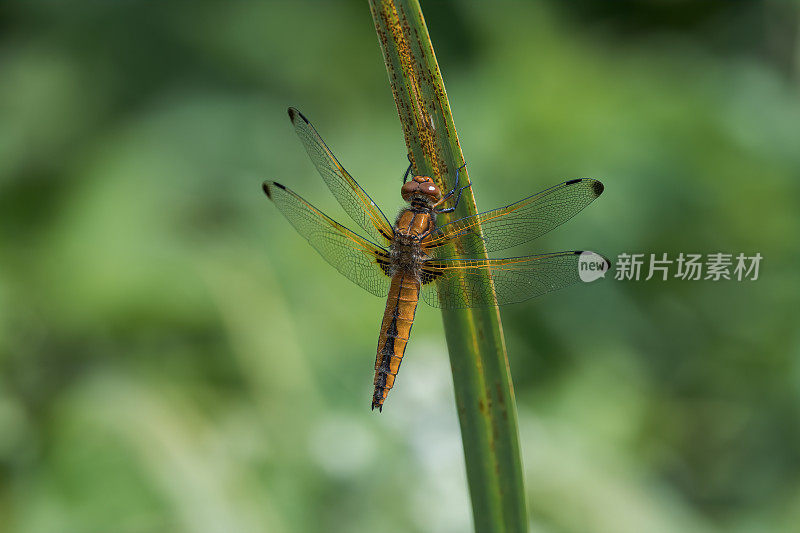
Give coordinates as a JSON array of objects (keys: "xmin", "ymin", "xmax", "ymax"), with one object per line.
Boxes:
[{"xmin": 2, "ymin": 1, "xmax": 800, "ymax": 532}]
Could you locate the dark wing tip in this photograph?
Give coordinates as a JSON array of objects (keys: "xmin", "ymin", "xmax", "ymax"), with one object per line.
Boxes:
[
  {"xmin": 574, "ymin": 250, "xmax": 612, "ymax": 269},
  {"xmin": 565, "ymin": 178, "xmax": 604, "ymax": 197},
  {"xmin": 287, "ymin": 107, "xmax": 308, "ymax": 125},
  {"xmin": 262, "ymin": 181, "xmax": 286, "ymax": 199}
]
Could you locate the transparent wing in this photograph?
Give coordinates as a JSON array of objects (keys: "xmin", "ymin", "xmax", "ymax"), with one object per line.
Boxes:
[
  {"xmin": 288, "ymin": 107, "xmax": 394, "ymax": 245},
  {"xmin": 263, "ymin": 181, "xmax": 391, "ymax": 297},
  {"xmin": 424, "ymin": 178, "xmax": 604, "ymax": 258},
  {"xmin": 420, "ymin": 251, "xmax": 609, "ymax": 308}
]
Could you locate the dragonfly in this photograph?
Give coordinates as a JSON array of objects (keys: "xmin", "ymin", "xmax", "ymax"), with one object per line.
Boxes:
[{"xmin": 263, "ymin": 108, "xmax": 607, "ymax": 411}]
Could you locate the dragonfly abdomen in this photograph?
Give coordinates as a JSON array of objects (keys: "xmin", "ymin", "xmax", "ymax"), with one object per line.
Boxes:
[{"xmin": 372, "ymin": 272, "xmax": 420, "ymax": 411}]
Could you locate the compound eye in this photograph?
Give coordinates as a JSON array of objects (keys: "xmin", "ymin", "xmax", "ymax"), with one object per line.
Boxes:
[{"xmin": 401, "ymin": 181, "xmax": 417, "ymax": 200}]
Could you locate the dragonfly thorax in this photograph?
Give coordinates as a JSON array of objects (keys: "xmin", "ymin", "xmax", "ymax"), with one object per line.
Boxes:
[
  {"xmin": 389, "ymin": 233, "xmax": 427, "ymax": 275},
  {"xmin": 389, "ymin": 207, "xmax": 435, "ymax": 276}
]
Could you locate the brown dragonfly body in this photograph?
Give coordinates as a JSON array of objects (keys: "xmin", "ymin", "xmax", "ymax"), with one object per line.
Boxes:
[
  {"xmin": 373, "ymin": 179, "xmax": 443, "ymax": 409},
  {"xmin": 264, "ymin": 108, "xmax": 607, "ymax": 411}
]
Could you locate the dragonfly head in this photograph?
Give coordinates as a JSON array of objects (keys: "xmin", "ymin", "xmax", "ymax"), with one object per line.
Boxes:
[{"xmin": 401, "ymin": 175, "xmax": 442, "ymax": 203}]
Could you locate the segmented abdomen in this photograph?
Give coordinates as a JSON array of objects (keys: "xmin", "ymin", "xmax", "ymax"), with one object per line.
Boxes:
[{"xmin": 372, "ymin": 272, "xmax": 420, "ymax": 411}]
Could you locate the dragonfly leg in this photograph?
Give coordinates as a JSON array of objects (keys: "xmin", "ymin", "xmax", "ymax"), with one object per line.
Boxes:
[
  {"xmin": 455, "ymin": 162, "xmax": 466, "ymax": 183},
  {"xmin": 434, "ymin": 163, "xmax": 468, "ymax": 211},
  {"xmin": 436, "ymin": 182, "xmax": 471, "ymax": 214},
  {"xmin": 439, "ymin": 187, "xmax": 456, "ymax": 203},
  {"xmin": 441, "ymin": 163, "xmax": 467, "ymax": 199},
  {"xmin": 402, "ymin": 160, "xmax": 413, "ymax": 183}
]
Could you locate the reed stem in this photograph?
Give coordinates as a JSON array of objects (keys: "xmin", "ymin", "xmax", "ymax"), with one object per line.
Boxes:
[{"xmin": 368, "ymin": 2, "xmax": 528, "ymax": 531}]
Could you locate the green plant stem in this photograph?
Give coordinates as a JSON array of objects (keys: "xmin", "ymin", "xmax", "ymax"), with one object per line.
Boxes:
[{"xmin": 368, "ymin": 2, "xmax": 528, "ymax": 532}]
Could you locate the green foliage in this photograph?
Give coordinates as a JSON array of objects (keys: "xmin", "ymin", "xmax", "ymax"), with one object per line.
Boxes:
[{"xmin": 1, "ymin": 2, "xmax": 799, "ymax": 533}]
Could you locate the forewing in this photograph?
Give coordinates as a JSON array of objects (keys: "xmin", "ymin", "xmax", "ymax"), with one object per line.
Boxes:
[
  {"xmin": 420, "ymin": 251, "xmax": 608, "ymax": 308},
  {"xmin": 425, "ymin": 178, "xmax": 603, "ymax": 258},
  {"xmin": 288, "ymin": 108, "xmax": 394, "ymax": 244},
  {"xmin": 263, "ymin": 181, "xmax": 391, "ymax": 297}
]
